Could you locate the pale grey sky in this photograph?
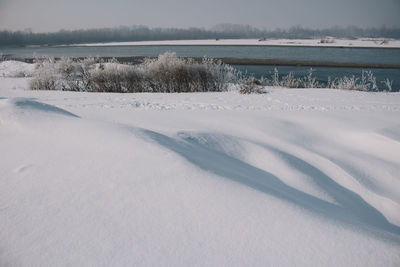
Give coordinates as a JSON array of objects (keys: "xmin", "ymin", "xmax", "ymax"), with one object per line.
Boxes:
[{"xmin": 1, "ymin": 0, "xmax": 399, "ymax": 32}]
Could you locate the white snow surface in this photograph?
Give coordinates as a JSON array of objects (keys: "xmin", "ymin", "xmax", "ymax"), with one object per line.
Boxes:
[
  {"xmin": 1, "ymin": 67, "xmax": 400, "ymax": 266},
  {"xmin": 0, "ymin": 61, "xmax": 35, "ymax": 78},
  {"xmin": 70, "ymin": 38, "xmax": 400, "ymax": 48}
]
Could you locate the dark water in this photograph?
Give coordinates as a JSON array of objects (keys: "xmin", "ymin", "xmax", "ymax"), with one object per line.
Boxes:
[
  {"xmin": 235, "ymin": 65, "xmax": 400, "ymax": 90},
  {"xmin": 2, "ymin": 45, "xmax": 400, "ymax": 64},
  {"xmin": 2, "ymin": 45, "xmax": 400, "ymax": 90}
]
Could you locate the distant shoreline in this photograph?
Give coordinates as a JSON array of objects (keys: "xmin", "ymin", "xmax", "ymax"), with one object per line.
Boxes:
[{"xmin": 57, "ymin": 38, "xmax": 400, "ymax": 50}]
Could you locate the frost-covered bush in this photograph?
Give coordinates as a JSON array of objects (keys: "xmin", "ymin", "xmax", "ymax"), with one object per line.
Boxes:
[
  {"xmin": 141, "ymin": 53, "xmax": 196, "ymax": 92},
  {"xmin": 28, "ymin": 55, "xmax": 396, "ymax": 93},
  {"xmin": 140, "ymin": 52, "xmax": 236, "ymax": 92},
  {"xmin": 303, "ymin": 68, "xmax": 319, "ymax": 88},
  {"xmin": 366, "ymin": 70, "xmax": 378, "ymax": 91},
  {"xmin": 330, "ymin": 71, "xmax": 380, "ymax": 91},
  {"xmin": 259, "ymin": 68, "xmax": 395, "ymax": 91},
  {"xmin": 280, "ymin": 72, "xmax": 303, "ymax": 88},
  {"xmin": 202, "ymin": 57, "xmax": 239, "ymax": 92},
  {"xmin": 272, "ymin": 68, "xmax": 280, "ymax": 87},
  {"xmin": 239, "ymin": 77, "xmax": 265, "ymax": 94},
  {"xmin": 30, "ymin": 57, "xmax": 58, "ymax": 90},
  {"xmin": 57, "ymin": 57, "xmax": 84, "ymax": 91},
  {"xmin": 332, "ymin": 76, "xmax": 360, "ymax": 90},
  {"xmin": 29, "ymin": 53, "xmax": 237, "ymax": 93},
  {"xmin": 30, "ymin": 57, "xmax": 97, "ymax": 91},
  {"xmin": 89, "ymin": 63, "xmax": 146, "ymax": 93},
  {"xmin": 262, "ymin": 68, "xmax": 316, "ymax": 88},
  {"xmin": 381, "ymin": 78, "xmax": 393, "ymax": 92}
]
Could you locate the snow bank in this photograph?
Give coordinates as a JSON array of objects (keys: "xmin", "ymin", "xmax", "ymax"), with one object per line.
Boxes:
[
  {"xmin": 0, "ymin": 60, "xmax": 35, "ymax": 77},
  {"xmin": 1, "ymin": 77, "xmax": 400, "ymax": 266}
]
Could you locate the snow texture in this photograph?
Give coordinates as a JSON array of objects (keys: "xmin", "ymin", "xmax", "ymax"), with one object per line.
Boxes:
[
  {"xmin": 0, "ymin": 62, "xmax": 400, "ymax": 266},
  {"xmin": 0, "ymin": 61, "xmax": 35, "ymax": 78}
]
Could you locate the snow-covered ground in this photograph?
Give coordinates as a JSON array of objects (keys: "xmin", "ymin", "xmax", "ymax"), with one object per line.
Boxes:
[
  {"xmin": 0, "ymin": 60, "xmax": 35, "ymax": 78},
  {"xmin": 1, "ymin": 64, "xmax": 400, "ymax": 266},
  {"xmin": 69, "ymin": 38, "xmax": 400, "ymax": 48}
]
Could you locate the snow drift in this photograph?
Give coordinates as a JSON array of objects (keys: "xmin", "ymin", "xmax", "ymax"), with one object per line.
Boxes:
[{"xmin": 0, "ymin": 69, "xmax": 400, "ymax": 265}]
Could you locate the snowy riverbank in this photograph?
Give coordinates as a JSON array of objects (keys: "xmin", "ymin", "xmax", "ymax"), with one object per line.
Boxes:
[{"xmin": 68, "ymin": 38, "xmax": 400, "ymax": 49}]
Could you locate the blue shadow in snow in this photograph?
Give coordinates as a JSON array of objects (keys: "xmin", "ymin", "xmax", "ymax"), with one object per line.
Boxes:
[
  {"xmin": 140, "ymin": 129, "xmax": 400, "ymax": 237},
  {"xmin": 380, "ymin": 125, "xmax": 400, "ymax": 143},
  {"xmin": 14, "ymin": 98, "xmax": 79, "ymax": 118},
  {"xmin": 257, "ymin": 142, "xmax": 400, "ymax": 236}
]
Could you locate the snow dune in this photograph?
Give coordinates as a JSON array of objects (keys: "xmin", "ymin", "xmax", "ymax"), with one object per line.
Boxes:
[{"xmin": 1, "ymin": 75, "xmax": 400, "ymax": 266}]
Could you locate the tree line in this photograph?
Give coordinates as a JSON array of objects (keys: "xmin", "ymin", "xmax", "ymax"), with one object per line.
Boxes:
[{"xmin": 1, "ymin": 24, "xmax": 399, "ymax": 47}]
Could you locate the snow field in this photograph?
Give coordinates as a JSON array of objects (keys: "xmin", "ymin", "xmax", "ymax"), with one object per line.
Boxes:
[{"xmin": 0, "ymin": 72, "xmax": 400, "ymax": 266}]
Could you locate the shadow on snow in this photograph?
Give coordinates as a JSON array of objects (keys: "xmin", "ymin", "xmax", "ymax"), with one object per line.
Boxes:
[
  {"xmin": 13, "ymin": 98, "xmax": 79, "ymax": 118},
  {"xmin": 138, "ymin": 128, "xmax": 400, "ymax": 238}
]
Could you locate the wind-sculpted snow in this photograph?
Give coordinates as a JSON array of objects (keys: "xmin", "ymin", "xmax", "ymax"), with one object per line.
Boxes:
[
  {"xmin": 380, "ymin": 125, "xmax": 400, "ymax": 143},
  {"xmin": 12, "ymin": 98, "xmax": 80, "ymax": 118},
  {"xmin": 142, "ymin": 129, "xmax": 400, "ymax": 236},
  {"xmin": 1, "ymin": 77, "xmax": 400, "ymax": 266}
]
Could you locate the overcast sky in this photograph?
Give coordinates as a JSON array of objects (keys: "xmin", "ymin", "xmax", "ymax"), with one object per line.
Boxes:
[{"xmin": 1, "ymin": 0, "xmax": 399, "ymax": 32}]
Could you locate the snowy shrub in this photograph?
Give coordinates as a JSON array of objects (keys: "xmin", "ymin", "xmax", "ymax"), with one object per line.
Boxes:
[
  {"xmin": 239, "ymin": 77, "xmax": 265, "ymax": 94},
  {"xmin": 140, "ymin": 52, "xmax": 237, "ymax": 93},
  {"xmin": 366, "ymin": 70, "xmax": 378, "ymax": 91},
  {"xmin": 381, "ymin": 78, "xmax": 393, "ymax": 92},
  {"xmin": 280, "ymin": 72, "xmax": 303, "ymax": 88},
  {"xmin": 30, "ymin": 57, "xmax": 58, "ymax": 90},
  {"xmin": 28, "ymin": 55, "xmax": 396, "ymax": 93},
  {"xmin": 141, "ymin": 53, "xmax": 194, "ymax": 92},
  {"xmin": 57, "ymin": 57, "xmax": 84, "ymax": 91},
  {"xmin": 265, "ymin": 68, "xmax": 305, "ymax": 88},
  {"xmin": 272, "ymin": 68, "xmax": 280, "ymax": 87},
  {"xmin": 89, "ymin": 63, "xmax": 146, "ymax": 93},
  {"xmin": 259, "ymin": 68, "xmax": 394, "ymax": 92},
  {"xmin": 303, "ymin": 68, "xmax": 318, "ymax": 88},
  {"xmin": 332, "ymin": 76, "xmax": 360, "ymax": 90},
  {"xmin": 29, "ymin": 53, "xmax": 238, "ymax": 93},
  {"xmin": 88, "ymin": 64, "xmax": 123, "ymax": 92},
  {"xmin": 203, "ymin": 57, "xmax": 239, "ymax": 91},
  {"xmin": 329, "ymin": 71, "xmax": 381, "ymax": 91},
  {"xmin": 30, "ymin": 57, "xmax": 96, "ymax": 91},
  {"xmin": 263, "ymin": 68, "xmax": 316, "ymax": 88}
]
